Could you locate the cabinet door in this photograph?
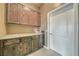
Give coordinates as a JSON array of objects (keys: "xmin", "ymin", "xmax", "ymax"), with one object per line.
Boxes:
[
  {"xmin": 0, "ymin": 41, "xmax": 4, "ymax": 56},
  {"xmin": 0, "ymin": 47, "xmax": 3, "ymax": 56},
  {"xmin": 22, "ymin": 42, "xmax": 31, "ymax": 55},
  {"xmin": 37, "ymin": 13, "xmax": 41, "ymax": 26},
  {"xmin": 7, "ymin": 3, "xmax": 19, "ymax": 23},
  {"xmin": 28, "ymin": 11, "xmax": 40, "ymax": 26},
  {"xmin": 17, "ymin": 43, "xmax": 31, "ymax": 56},
  {"xmin": 29, "ymin": 11, "xmax": 36, "ymax": 26},
  {"xmin": 38, "ymin": 35, "xmax": 44, "ymax": 48},
  {"xmin": 21, "ymin": 10, "xmax": 29, "ymax": 25},
  {"xmin": 32, "ymin": 36, "xmax": 39, "ymax": 51},
  {"xmin": 3, "ymin": 44, "xmax": 18, "ymax": 56},
  {"xmin": 33, "ymin": 12, "xmax": 41, "ymax": 26},
  {"xmin": 18, "ymin": 4, "xmax": 23, "ymax": 24},
  {"xmin": 18, "ymin": 4, "xmax": 29, "ymax": 25},
  {"xmin": 17, "ymin": 43, "xmax": 24, "ymax": 56},
  {"xmin": 0, "ymin": 41, "xmax": 4, "ymax": 47},
  {"xmin": 17, "ymin": 37, "xmax": 32, "ymax": 55},
  {"xmin": 21, "ymin": 37, "xmax": 32, "ymax": 55}
]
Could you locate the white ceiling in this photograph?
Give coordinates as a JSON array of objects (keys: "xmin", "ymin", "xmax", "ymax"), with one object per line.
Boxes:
[
  {"xmin": 22, "ymin": 3, "xmax": 61, "ymax": 12},
  {"xmin": 22, "ymin": 3, "xmax": 44, "ymax": 12}
]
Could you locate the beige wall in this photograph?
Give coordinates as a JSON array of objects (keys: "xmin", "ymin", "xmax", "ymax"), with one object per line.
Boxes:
[
  {"xmin": 7, "ymin": 24, "xmax": 36, "ymax": 34},
  {"xmin": 40, "ymin": 3, "xmax": 61, "ymax": 30},
  {"xmin": 0, "ymin": 4, "xmax": 6, "ymax": 36},
  {"xmin": 40, "ymin": 3, "xmax": 61, "ymax": 46}
]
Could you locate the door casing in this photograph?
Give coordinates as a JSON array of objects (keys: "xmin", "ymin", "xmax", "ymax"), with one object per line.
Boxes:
[{"xmin": 47, "ymin": 3, "xmax": 78, "ymax": 56}]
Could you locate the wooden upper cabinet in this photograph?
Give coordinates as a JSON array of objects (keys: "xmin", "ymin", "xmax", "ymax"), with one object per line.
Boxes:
[
  {"xmin": 35, "ymin": 12, "xmax": 41, "ymax": 26},
  {"xmin": 28, "ymin": 11, "xmax": 41, "ymax": 26},
  {"xmin": 7, "ymin": 3, "xmax": 19, "ymax": 23},
  {"xmin": 21, "ymin": 10, "xmax": 29, "ymax": 25},
  {"xmin": 18, "ymin": 4, "xmax": 29, "ymax": 25},
  {"xmin": 18, "ymin": 4, "xmax": 23, "ymax": 24},
  {"xmin": 7, "ymin": 3, "xmax": 41, "ymax": 27}
]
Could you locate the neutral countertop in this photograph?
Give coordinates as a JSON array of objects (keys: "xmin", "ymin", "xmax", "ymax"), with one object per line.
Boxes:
[{"xmin": 0, "ymin": 33, "xmax": 42, "ymax": 40}]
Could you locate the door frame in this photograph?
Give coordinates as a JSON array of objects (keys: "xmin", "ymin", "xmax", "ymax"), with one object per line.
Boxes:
[{"xmin": 47, "ymin": 3, "xmax": 78, "ymax": 56}]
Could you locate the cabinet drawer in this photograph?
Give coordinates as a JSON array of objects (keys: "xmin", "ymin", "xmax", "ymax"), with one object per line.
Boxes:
[{"xmin": 4, "ymin": 39, "xmax": 20, "ymax": 46}]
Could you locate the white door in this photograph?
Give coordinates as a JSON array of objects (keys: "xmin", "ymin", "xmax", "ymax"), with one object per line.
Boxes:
[{"xmin": 49, "ymin": 5, "xmax": 74, "ymax": 56}]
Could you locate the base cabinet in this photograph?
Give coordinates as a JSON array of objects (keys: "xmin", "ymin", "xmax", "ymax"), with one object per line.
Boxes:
[
  {"xmin": 0, "ymin": 47, "xmax": 3, "ymax": 56},
  {"xmin": 3, "ymin": 44, "xmax": 19, "ymax": 56},
  {"xmin": 17, "ymin": 37, "xmax": 32, "ymax": 56},
  {"xmin": 17, "ymin": 43, "xmax": 25, "ymax": 56},
  {"xmin": 38, "ymin": 35, "xmax": 44, "ymax": 48},
  {"xmin": 0, "ymin": 35, "xmax": 44, "ymax": 56},
  {"xmin": 32, "ymin": 36, "xmax": 39, "ymax": 51}
]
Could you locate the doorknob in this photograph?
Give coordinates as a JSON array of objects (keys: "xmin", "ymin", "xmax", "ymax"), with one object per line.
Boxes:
[
  {"xmin": 49, "ymin": 33, "xmax": 53, "ymax": 35},
  {"xmin": 49, "ymin": 33, "xmax": 55, "ymax": 35}
]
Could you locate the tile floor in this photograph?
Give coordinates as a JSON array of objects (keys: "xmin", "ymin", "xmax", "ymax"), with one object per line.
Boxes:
[{"xmin": 27, "ymin": 48, "xmax": 61, "ymax": 56}]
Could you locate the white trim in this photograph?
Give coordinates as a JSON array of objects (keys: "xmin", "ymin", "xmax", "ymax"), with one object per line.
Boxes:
[
  {"xmin": 48, "ymin": 3, "xmax": 71, "ymax": 14},
  {"xmin": 73, "ymin": 4, "xmax": 78, "ymax": 56},
  {"xmin": 43, "ymin": 46, "xmax": 50, "ymax": 50},
  {"xmin": 47, "ymin": 11, "xmax": 50, "ymax": 49}
]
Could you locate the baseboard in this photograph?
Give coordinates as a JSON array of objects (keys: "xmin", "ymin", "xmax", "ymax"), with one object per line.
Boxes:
[{"xmin": 43, "ymin": 46, "xmax": 50, "ymax": 50}]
